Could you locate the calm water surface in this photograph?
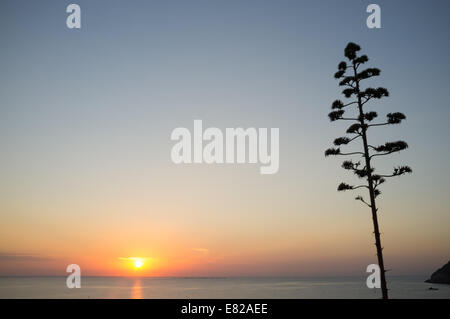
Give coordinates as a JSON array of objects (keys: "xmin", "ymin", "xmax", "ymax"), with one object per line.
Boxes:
[{"xmin": 0, "ymin": 276, "xmax": 449, "ymax": 299}]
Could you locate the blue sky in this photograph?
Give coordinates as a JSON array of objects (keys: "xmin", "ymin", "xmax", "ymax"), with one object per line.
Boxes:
[{"xmin": 0, "ymin": 1, "xmax": 449, "ymax": 276}]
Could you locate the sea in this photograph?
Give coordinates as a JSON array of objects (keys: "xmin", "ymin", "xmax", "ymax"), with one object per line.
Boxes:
[{"xmin": 0, "ymin": 276, "xmax": 449, "ymax": 299}]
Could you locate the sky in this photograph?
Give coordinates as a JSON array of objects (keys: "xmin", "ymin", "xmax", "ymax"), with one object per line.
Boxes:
[{"xmin": 0, "ymin": 0, "xmax": 449, "ymax": 277}]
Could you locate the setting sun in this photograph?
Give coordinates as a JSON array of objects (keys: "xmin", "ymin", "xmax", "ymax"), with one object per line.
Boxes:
[
  {"xmin": 118, "ymin": 257, "xmax": 151, "ymax": 273},
  {"xmin": 134, "ymin": 259, "xmax": 144, "ymax": 269}
]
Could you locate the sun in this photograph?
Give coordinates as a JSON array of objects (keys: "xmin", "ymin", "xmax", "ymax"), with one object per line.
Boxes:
[
  {"xmin": 119, "ymin": 256, "xmax": 150, "ymax": 272},
  {"xmin": 133, "ymin": 259, "xmax": 144, "ymax": 269}
]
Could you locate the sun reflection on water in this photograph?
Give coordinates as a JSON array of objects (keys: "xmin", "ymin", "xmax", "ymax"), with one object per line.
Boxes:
[{"xmin": 131, "ymin": 278, "xmax": 143, "ymax": 299}]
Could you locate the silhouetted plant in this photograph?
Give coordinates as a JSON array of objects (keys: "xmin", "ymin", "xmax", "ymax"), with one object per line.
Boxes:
[{"xmin": 325, "ymin": 42, "xmax": 412, "ymax": 299}]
